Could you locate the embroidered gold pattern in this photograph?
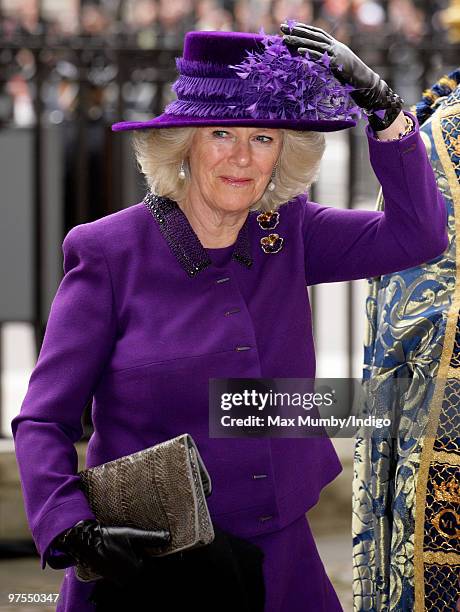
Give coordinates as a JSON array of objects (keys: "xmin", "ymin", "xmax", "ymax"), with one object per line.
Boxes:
[{"xmin": 414, "ymin": 91, "xmax": 460, "ymax": 611}]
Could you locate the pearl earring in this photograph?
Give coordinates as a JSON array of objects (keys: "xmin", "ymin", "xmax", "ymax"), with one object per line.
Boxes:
[
  {"xmin": 178, "ymin": 160, "xmax": 186, "ymax": 180},
  {"xmin": 268, "ymin": 166, "xmax": 276, "ymax": 192}
]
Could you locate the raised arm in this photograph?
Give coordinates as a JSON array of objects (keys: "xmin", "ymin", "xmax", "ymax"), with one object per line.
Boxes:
[
  {"xmin": 10, "ymin": 224, "xmax": 117, "ymax": 569},
  {"xmin": 302, "ymin": 112, "xmax": 449, "ymax": 286}
]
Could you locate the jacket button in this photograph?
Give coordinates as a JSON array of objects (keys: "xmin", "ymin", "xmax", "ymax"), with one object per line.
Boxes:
[
  {"xmin": 216, "ymin": 277, "xmax": 230, "ymax": 284},
  {"xmin": 401, "ymin": 144, "xmax": 417, "ymax": 155},
  {"xmin": 252, "ymin": 474, "xmax": 268, "ymax": 479},
  {"xmin": 235, "ymin": 346, "xmax": 251, "ymax": 351},
  {"xmin": 225, "ymin": 308, "xmax": 240, "ymax": 316},
  {"xmin": 258, "ymin": 515, "xmax": 273, "ymax": 522}
]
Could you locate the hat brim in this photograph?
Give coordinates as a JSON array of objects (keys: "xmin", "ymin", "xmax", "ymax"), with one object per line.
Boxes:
[{"xmin": 111, "ymin": 113, "xmax": 356, "ymax": 133}]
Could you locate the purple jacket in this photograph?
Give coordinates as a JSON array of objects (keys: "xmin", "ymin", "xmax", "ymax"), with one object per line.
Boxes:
[{"xmin": 11, "ymin": 113, "xmax": 448, "ymax": 611}]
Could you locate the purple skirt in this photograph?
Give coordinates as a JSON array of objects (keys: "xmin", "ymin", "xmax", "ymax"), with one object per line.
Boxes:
[{"xmin": 56, "ymin": 514, "xmax": 342, "ymax": 611}]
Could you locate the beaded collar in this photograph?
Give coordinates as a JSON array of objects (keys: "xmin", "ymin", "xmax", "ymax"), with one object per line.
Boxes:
[{"xmin": 143, "ymin": 192, "xmax": 253, "ymax": 278}]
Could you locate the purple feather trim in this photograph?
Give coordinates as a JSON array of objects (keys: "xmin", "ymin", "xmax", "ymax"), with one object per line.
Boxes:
[
  {"xmin": 173, "ymin": 75, "xmax": 248, "ymax": 100},
  {"xmin": 165, "ymin": 99, "xmax": 251, "ymax": 118},
  {"xmin": 176, "ymin": 58, "xmax": 236, "ymax": 78},
  {"xmin": 227, "ymin": 25, "xmax": 362, "ymax": 122},
  {"xmin": 165, "ymin": 98, "xmax": 353, "ymax": 120}
]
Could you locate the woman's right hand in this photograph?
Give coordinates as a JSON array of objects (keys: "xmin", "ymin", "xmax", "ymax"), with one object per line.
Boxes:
[
  {"xmin": 88, "ymin": 524, "xmax": 266, "ymax": 612},
  {"xmin": 52, "ymin": 519, "xmax": 171, "ymax": 587}
]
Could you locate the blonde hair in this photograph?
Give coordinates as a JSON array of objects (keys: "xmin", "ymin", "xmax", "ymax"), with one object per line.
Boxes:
[{"xmin": 132, "ymin": 126, "xmax": 325, "ymax": 212}]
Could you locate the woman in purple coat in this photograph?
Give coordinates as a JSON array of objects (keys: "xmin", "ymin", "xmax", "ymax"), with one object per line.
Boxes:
[{"xmin": 11, "ymin": 24, "xmax": 448, "ymax": 612}]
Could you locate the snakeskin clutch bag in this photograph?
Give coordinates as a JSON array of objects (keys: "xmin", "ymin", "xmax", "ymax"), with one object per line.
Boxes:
[{"xmin": 75, "ymin": 433, "xmax": 214, "ymax": 581}]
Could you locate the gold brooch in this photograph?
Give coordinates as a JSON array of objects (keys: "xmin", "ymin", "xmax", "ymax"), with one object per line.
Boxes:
[
  {"xmin": 257, "ymin": 210, "xmax": 279, "ymax": 230},
  {"xmin": 260, "ymin": 233, "xmax": 283, "ymax": 254}
]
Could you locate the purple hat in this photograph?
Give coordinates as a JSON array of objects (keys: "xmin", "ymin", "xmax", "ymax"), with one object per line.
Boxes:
[{"xmin": 111, "ymin": 27, "xmax": 361, "ymax": 133}]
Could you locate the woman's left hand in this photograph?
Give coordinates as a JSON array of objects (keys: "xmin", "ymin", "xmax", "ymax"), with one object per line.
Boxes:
[{"xmin": 280, "ymin": 22, "xmax": 403, "ymax": 129}]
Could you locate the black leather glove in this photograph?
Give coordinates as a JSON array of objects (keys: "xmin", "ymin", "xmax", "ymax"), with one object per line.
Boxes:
[
  {"xmin": 280, "ymin": 21, "xmax": 404, "ymax": 131},
  {"xmin": 52, "ymin": 519, "xmax": 171, "ymax": 588}
]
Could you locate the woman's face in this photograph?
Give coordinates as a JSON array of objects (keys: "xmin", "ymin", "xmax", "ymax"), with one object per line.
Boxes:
[{"xmin": 187, "ymin": 126, "xmax": 283, "ymax": 214}]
